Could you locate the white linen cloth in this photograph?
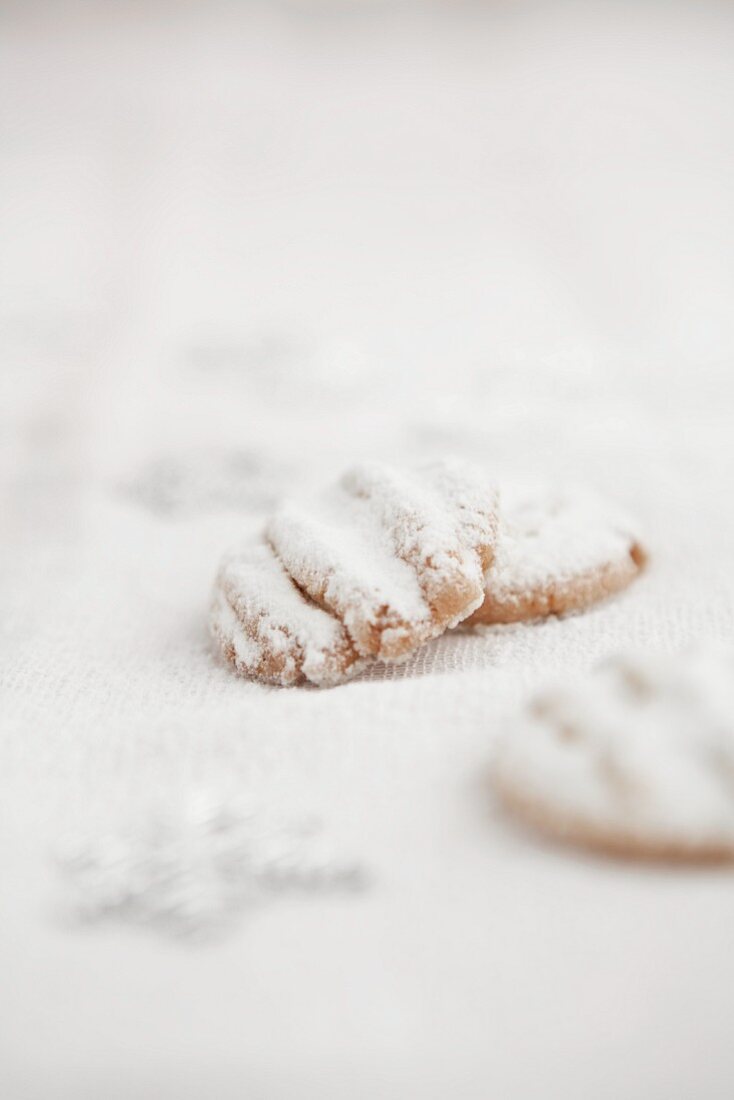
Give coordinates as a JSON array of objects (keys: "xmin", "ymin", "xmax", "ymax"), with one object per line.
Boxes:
[{"xmin": 2, "ymin": 2, "xmax": 734, "ymax": 1097}]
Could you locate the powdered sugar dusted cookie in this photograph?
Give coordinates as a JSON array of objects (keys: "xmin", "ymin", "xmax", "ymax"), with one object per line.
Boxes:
[
  {"xmin": 266, "ymin": 459, "xmax": 498, "ymax": 661},
  {"xmin": 211, "ymin": 541, "xmax": 364, "ymax": 687},
  {"xmin": 466, "ymin": 482, "xmax": 645, "ymax": 626},
  {"xmin": 494, "ymin": 649, "xmax": 734, "ymax": 862}
]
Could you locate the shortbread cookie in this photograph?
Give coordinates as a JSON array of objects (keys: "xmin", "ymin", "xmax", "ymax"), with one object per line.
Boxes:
[
  {"xmin": 211, "ymin": 540, "xmax": 364, "ymax": 687},
  {"xmin": 266, "ymin": 459, "xmax": 498, "ymax": 661},
  {"xmin": 494, "ymin": 650, "xmax": 734, "ymax": 862},
  {"xmin": 466, "ymin": 483, "xmax": 645, "ymax": 625}
]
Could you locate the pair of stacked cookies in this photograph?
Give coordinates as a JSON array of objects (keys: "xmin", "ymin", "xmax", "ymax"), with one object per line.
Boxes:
[{"xmin": 210, "ymin": 459, "xmax": 645, "ymax": 687}]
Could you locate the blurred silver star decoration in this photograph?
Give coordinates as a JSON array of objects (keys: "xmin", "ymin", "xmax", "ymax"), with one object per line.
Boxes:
[{"xmin": 55, "ymin": 790, "xmax": 369, "ymax": 942}]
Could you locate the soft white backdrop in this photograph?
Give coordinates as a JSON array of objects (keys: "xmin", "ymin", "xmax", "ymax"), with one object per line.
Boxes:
[{"xmin": 2, "ymin": 2, "xmax": 734, "ymax": 1097}]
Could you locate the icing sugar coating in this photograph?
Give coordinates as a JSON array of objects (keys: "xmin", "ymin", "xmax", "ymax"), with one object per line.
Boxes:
[
  {"xmin": 210, "ymin": 540, "xmax": 364, "ymax": 687},
  {"xmin": 467, "ymin": 481, "xmax": 645, "ymax": 625},
  {"xmin": 266, "ymin": 459, "xmax": 498, "ymax": 661},
  {"xmin": 494, "ymin": 649, "xmax": 734, "ymax": 861}
]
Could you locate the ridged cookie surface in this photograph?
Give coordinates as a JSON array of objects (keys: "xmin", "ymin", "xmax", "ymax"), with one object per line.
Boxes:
[
  {"xmin": 266, "ymin": 459, "xmax": 498, "ymax": 661},
  {"xmin": 211, "ymin": 540, "xmax": 364, "ymax": 687},
  {"xmin": 494, "ymin": 650, "xmax": 734, "ymax": 862}
]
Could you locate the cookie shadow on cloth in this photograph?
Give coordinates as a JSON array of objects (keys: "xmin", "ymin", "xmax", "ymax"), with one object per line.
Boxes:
[{"xmin": 353, "ymin": 631, "xmax": 500, "ymax": 684}]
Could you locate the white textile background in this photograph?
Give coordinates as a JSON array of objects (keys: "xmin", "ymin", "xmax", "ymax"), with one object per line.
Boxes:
[{"xmin": 2, "ymin": 2, "xmax": 734, "ymax": 1097}]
